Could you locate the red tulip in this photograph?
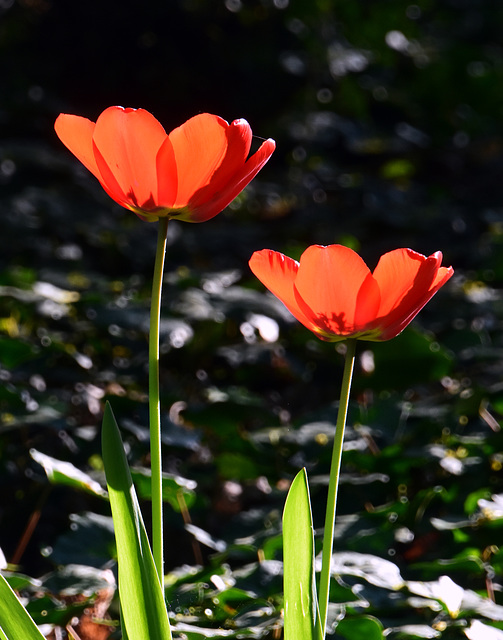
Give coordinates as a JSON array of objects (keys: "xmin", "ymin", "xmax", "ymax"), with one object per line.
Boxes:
[
  {"xmin": 249, "ymin": 244, "xmax": 453, "ymax": 342},
  {"xmin": 55, "ymin": 106, "xmax": 275, "ymax": 223}
]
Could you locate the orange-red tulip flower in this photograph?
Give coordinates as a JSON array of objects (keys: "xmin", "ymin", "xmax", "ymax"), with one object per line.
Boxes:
[
  {"xmin": 54, "ymin": 106, "xmax": 275, "ymax": 223},
  {"xmin": 249, "ymin": 244, "xmax": 453, "ymax": 342}
]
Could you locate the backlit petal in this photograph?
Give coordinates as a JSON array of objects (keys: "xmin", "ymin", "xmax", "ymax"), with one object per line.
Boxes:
[
  {"xmin": 92, "ymin": 107, "xmax": 167, "ymax": 209},
  {"xmin": 431, "ymin": 263, "xmax": 454, "ymax": 292},
  {"xmin": 168, "ymin": 114, "xmax": 229, "ymax": 206},
  {"xmin": 54, "ymin": 114, "xmax": 100, "ymax": 178},
  {"xmin": 373, "ymin": 249, "xmax": 438, "ymax": 316},
  {"xmin": 184, "ymin": 118, "xmax": 252, "ymax": 213},
  {"xmin": 378, "ymin": 262, "xmax": 453, "ymax": 340},
  {"xmin": 184, "ymin": 137, "xmax": 276, "ymax": 222},
  {"xmin": 294, "ymin": 245, "xmax": 371, "ymax": 336},
  {"xmin": 354, "ymin": 273, "xmax": 381, "ymax": 330},
  {"xmin": 372, "ymin": 249, "xmax": 453, "ymax": 340},
  {"xmin": 249, "ymin": 250, "xmax": 318, "ymax": 332},
  {"xmin": 56, "ymin": 108, "xmax": 274, "ymax": 223},
  {"xmin": 156, "ymin": 136, "xmax": 178, "ymax": 207},
  {"xmin": 92, "ymin": 140, "xmax": 131, "ymax": 210}
]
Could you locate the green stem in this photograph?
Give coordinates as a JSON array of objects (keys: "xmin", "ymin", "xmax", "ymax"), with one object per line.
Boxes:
[
  {"xmin": 149, "ymin": 217, "xmax": 169, "ymax": 590},
  {"xmin": 318, "ymin": 338, "xmax": 357, "ymax": 637}
]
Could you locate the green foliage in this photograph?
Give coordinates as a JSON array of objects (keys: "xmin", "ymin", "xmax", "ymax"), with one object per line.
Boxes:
[
  {"xmin": 101, "ymin": 403, "xmax": 172, "ymax": 640},
  {"xmin": 283, "ymin": 468, "xmax": 322, "ymax": 640},
  {"xmin": 30, "ymin": 449, "xmax": 107, "ymax": 498},
  {"xmin": 335, "ymin": 615, "xmax": 384, "ymax": 640},
  {"xmin": 0, "ymin": 574, "xmax": 45, "ymax": 640}
]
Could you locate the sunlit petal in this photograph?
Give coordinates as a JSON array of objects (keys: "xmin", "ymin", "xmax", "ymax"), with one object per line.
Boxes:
[
  {"xmin": 249, "ymin": 249, "xmax": 318, "ymax": 332},
  {"xmin": 354, "ymin": 273, "xmax": 381, "ymax": 330},
  {"xmin": 156, "ymin": 136, "xmax": 178, "ymax": 207},
  {"xmin": 294, "ymin": 245, "xmax": 371, "ymax": 336},
  {"xmin": 92, "ymin": 106, "xmax": 167, "ymax": 209},
  {"xmin": 169, "ymin": 113, "xmax": 229, "ymax": 206},
  {"xmin": 373, "ymin": 249, "xmax": 439, "ymax": 316},
  {"xmin": 54, "ymin": 114, "xmax": 100, "ymax": 178},
  {"xmin": 186, "ymin": 137, "xmax": 276, "ymax": 223},
  {"xmin": 55, "ymin": 107, "xmax": 274, "ymax": 222},
  {"xmin": 250, "ymin": 244, "xmax": 453, "ymax": 343},
  {"xmin": 373, "ymin": 249, "xmax": 453, "ymax": 340},
  {"xmin": 185, "ymin": 118, "xmax": 252, "ymax": 212}
]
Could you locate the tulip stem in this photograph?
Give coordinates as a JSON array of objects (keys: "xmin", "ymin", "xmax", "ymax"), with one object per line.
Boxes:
[
  {"xmin": 318, "ymin": 338, "xmax": 357, "ymax": 637},
  {"xmin": 149, "ymin": 217, "xmax": 169, "ymax": 591}
]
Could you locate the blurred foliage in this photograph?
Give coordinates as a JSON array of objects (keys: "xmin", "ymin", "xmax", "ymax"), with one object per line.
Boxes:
[{"xmin": 1, "ymin": 0, "xmax": 503, "ymax": 638}]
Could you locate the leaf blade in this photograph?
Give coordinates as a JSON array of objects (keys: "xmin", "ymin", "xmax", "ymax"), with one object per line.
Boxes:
[
  {"xmin": 282, "ymin": 468, "xmax": 322, "ymax": 640},
  {"xmin": 101, "ymin": 402, "xmax": 172, "ymax": 640},
  {"xmin": 0, "ymin": 573, "xmax": 46, "ymax": 640}
]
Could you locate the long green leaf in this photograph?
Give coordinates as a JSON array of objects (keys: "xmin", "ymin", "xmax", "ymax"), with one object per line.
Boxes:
[
  {"xmin": 101, "ymin": 402, "xmax": 172, "ymax": 640},
  {"xmin": 0, "ymin": 573, "xmax": 46, "ymax": 640},
  {"xmin": 282, "ymin": 468, "xmax": 322, "ymax": 640}
]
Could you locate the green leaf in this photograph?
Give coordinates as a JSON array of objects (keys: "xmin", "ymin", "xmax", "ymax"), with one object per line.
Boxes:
[
  {"xmin": 101, "ymin": 402, "xmax": 172, "ymax": 640},
  {"xmin": 130, "ymin": 467, "xmax": 196, "ymax": 512},
  {"xmin": 0, "ymin": 572, "xmax": 46, "ymax": 640},
  {"xmin": 30, "ymin": 449, "xmax": 108, "ymax": 498},
  {"xmin": 282, "ymin": 468, "xmax": 322, "ymax": 640},
  {"xmin": 335, "ymin": 615, "xmax": 384, "ymax": 639}
]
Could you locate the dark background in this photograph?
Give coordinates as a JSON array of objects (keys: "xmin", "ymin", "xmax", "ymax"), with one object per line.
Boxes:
[{"xmin": 1, "ymin": 1, "xmax": 503, "ymax": 638}]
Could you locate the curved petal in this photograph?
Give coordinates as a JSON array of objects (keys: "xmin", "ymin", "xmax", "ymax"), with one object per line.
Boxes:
[
  {"xmin": 155, "ymin": 136, "xmax": 178, "ymax": 207},
  {"xmin": 431, "ymin": 263, "xmax": 454, "ymax": 291},
  {"xmin": 205, "ymin": 118, "xmax": 253, "ymax": 187},
  {"xmin": 55, "ymin": 112, "xmax": 135, "ymax": 213},
  {"xmin": 184, "ymin": 118, "xmax": 253, "ymax": 212},
  {"xmin": 378, "ymin": 264, "xmax": 453, "ymax": 340},
  {"xmin": 92, "ymin": 106, "xmax": 167, "ymax": 209},
  {"xmin": 91, "ymin": 140, "xmax": 134, "ymax": 211},
  {"xmin": 373, "ymin": 249, "xmax": 436, "ymax": 316},
  {"xmin": 372, "ymin": 249, "xmax": 453, "ymax": 340},
  {"xmin": 249, "ymin": 249, "xmax": 319, "ymax": 333},
  {"xmin": 183, "ymin": 137, "xmax": 276, "ymax": 222},
  {"xmin": 294, "ymin": 245, "xmax": 371, "ymax": 337},
  {"xmin": 168, "ymin": 113, "xmax": 230, "ymax": 206},
  {"xmin": 55, "ymin": 108, "xmax": 275, "ymax": 224},
  {"xmin": 354, "ymin": 273, "xmax": 381, "ymax": 330},
  {"xmin": 54, "ymin": 114, "xmax": 100, "ymax": 178}
]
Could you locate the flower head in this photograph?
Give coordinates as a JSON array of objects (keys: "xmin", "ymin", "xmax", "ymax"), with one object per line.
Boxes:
[
  {"xmin": 249, "ymin": 244, "xmax": 453, "ymax": 342},
  {"xmin": 55, "ymin": 106, "xmax": 275, "ymax": 223}
]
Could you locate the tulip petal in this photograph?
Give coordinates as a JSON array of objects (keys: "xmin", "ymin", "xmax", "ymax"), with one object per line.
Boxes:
[
  {"xmin": 91, "ymin": 140, "xmax": 132, "ymax": 211},
  {"xmin": 294, "ymin": 245, "xmax": 371, "ymax": 337},
  {"xmin": 185, "ymin": 137, "xmax": 276, "ymax": 222},
  {"xmin": 92, "ymin": 107, "xmax": 168, "ymax": 209},
  {"xmin": 372, "ymin": 249, "xmax": 453, "ymax": 340},
  {"xmin": 56, "ymin": 107, "xmax": 274, "ymax": 224},
  {"xmin": 206, "ymin": 118, "xmax": 253, "ymax": 187},
  {"xmin": 55, "ymin": 113, "xmax": 134, "ymax": 212},
  {"xmin": 373, "ymin": 249, "xmax": 436, "ymax": 315},
  {"xmin": 249, "ymin": 250, "xmax": 319, "ymax": 333},
  {"xmin": 55, "ymin": 114, "xmax": 100, "ymax": 178},
  {"xmin": 156, "ymin": 136, "xmax": 178, "ymax": 207},
  {"xmin": 379, "ymin": 264, "xmax": 453, "ymax": 340},
  {"xmin": 168, "ymin": 114, "xmax": 230, "ymax": 206},
  {"xmin": 184, "ymin": 118, "xmax": 252, "ymax": 212},
  {"xmin": 354, "ymin": 273, "xmax": 381, "ymax": 331}
]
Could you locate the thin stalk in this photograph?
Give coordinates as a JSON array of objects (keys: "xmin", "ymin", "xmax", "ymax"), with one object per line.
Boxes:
[
  {"xmin": 149, "ymin": 217, "xmax": 169, "ymax": 589},
  {"xmin": 318, "ymin": 338, "xmax": 357, "ymax": 636}
]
